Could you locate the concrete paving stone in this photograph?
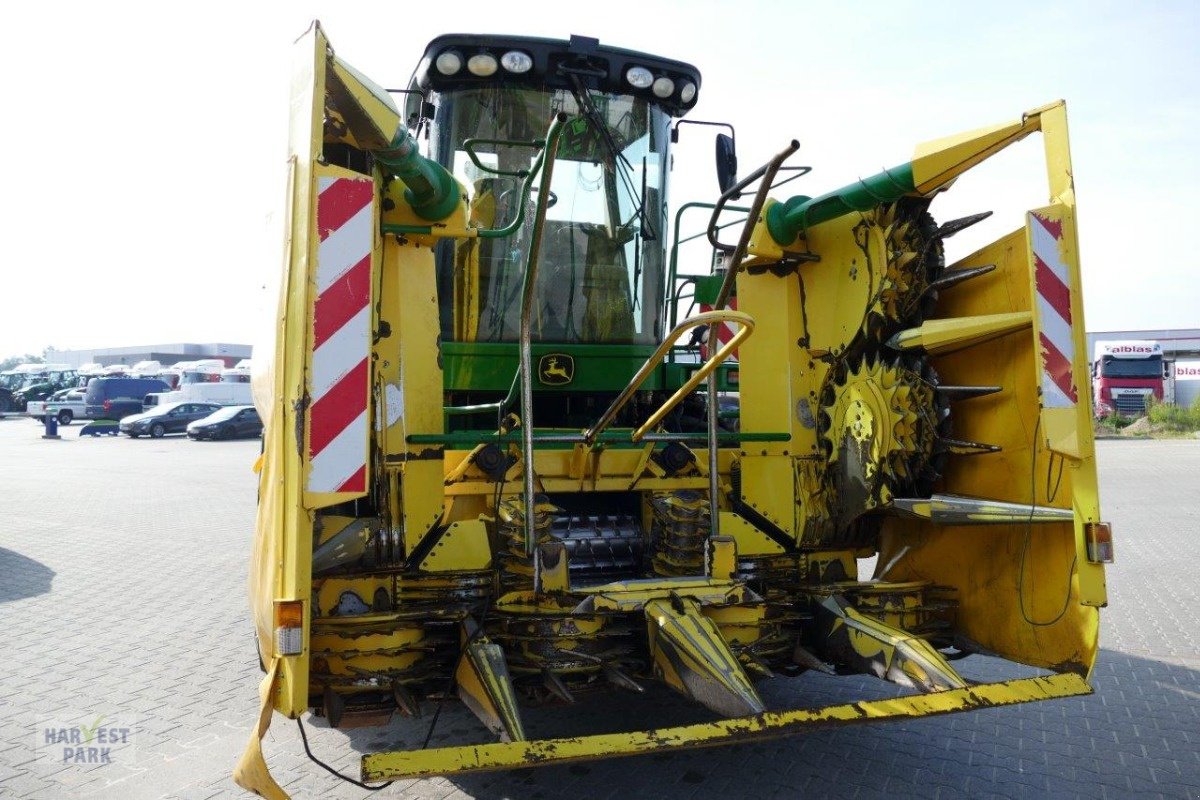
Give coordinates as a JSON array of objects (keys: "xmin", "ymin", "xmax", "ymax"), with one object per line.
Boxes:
[
  {"xmin": 1157, "ymin": 780, "xmax": 1200, "ymax": 800},
  {"xmin": 2, "ymin": 425, "xmax": 1200, "ymax": 799},
  {"xmin": 1146, "ymin": 757, "xmax": 1186, "ymax": 778}
]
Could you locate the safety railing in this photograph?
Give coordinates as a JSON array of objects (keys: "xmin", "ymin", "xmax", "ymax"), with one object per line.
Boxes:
[
  {"xmin": 515, "ymin": 113, "xmax": 569, "ymax": 556},
  {"xmin": 582, "ymin": 310, "xmax": 755, "ymax": 446},
  {"xmin": 581, "ymin": 309, "xmax": 754, "ymax": 541},
  {"xmin": 692, "ymin": 140, "xmax": 800, "ymax": 535}
]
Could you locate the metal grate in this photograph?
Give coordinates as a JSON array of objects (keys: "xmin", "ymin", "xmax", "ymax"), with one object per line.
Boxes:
[
  {"xmin": 1113, "ymin": 395, "xmax": 1148, "ymax": 415},
  {"xmin": 551, "ymin": 514, "xmax": 644, "ymax": 584}
]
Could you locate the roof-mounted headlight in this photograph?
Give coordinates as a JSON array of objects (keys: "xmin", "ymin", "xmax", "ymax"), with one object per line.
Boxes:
[
  {"xmin": 501, "ymin": 50, "xmax": 533, "ymax": 73},
  {"xmin": 680, "ymin": 81, "xmax": 697, "ymax": 104},
  {"xmin": 652, "ymin": 76, "xmax": 675, "ymax": 99},
  {"xmin": 435, "ymin": 50, "xmax": 463, "ymax": 76},
  {"xmin": 625, "ymin": 66, "xmax": 654, "ymax": 89},
  {"xmin": 467, "ymin": 53, "xmax": 499, "ymax": 76}
]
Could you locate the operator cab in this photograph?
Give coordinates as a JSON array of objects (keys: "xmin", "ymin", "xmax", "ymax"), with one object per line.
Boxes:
[{"xmin": 409, "ymin": 35, "xmax": 701, "ymax": 347}]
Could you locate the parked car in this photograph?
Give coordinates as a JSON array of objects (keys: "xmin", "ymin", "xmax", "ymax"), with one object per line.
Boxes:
[
  {"xmin": 26, "ymin": 388, "xmax": 81, "ymax": 424},
  {"xmin": 186, "ymin": 405, "xmax": 263, "ymax": 440},
  {"xmin": 43, "ymin": 389, "xmax": 98, "ymax": 426},
  {"xmin": 84, "ymin": 377, "xmax": 171, "ymax": 420},
  {"xmin": 120, "ymin": 402, "xmax": 220, "ymax": 438}
]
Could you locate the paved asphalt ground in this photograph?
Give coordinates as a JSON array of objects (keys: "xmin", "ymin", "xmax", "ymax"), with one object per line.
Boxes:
[{"xmin": 1, "ymin": 417, "xmax": 1197, "ymax": 799}]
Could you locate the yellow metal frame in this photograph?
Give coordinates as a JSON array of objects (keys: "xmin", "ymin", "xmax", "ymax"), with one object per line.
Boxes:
[
  {"xmin": 240, "ymin": 20, "xmax": 1108, "ymax": 795},
  {"xmin": 362, "ymin": 672, "xmax": 1091, "ymax": 780}
]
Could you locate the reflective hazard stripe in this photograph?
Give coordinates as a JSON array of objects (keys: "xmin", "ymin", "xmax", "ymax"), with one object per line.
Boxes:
[
  {"xmin": 308, "ymin": 176, "xmax": 374, "ymax": 494},
  {"xmin": 1029, "ymin": 212, "xmax": 1077, "ymax": 408}
]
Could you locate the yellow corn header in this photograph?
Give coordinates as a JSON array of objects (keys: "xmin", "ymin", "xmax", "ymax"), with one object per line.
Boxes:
[{"xmin": 235, "ymin": 22, "xmax": 1108, "ymax": 797}]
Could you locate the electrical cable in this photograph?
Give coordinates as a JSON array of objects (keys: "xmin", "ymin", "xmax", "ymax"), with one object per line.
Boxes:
[
  {"xmin": 1017, "ymin": 417, "xmax": 1076, "ymax": 627},
  {"xmin": 296, "ymin": 718, "xmax": 392, "ymax": 791}
]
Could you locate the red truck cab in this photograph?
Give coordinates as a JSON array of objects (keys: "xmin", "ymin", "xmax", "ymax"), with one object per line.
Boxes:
[{"xmin": 1092, "ymin": 340, "xmax": 1164, "ymax": 417}]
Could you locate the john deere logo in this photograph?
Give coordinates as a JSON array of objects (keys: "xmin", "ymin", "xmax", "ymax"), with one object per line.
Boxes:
[{"xmin": 538, "ymin": 354, "xmax": 574, "ymax": 386}]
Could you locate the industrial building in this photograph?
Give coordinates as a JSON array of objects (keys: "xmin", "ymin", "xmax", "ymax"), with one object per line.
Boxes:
[{"xmin": 45, "ymin": 343, "xmax": 252, "ymax": 369}]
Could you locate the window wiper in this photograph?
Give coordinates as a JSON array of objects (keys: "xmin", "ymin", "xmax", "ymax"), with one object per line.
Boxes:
[{"xmin": 566, "ymin": 75, "xmax": 656, "ymax": 242}]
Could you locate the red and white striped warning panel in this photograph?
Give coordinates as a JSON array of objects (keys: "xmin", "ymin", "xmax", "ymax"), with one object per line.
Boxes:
[
  {"xmin": 307, "ymin": 175, "xmax": 374, "ymax": 495},
  {"xmin": 698, "ymin": 298, "xmax": 739, "ymax": 361},
  {"xmin": 1029, "ymin": 209, "xmax": 1077, "ymax": 409}
]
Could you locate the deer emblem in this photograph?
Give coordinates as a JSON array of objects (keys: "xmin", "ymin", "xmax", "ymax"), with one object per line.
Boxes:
[{"xmin": 538, "ymin": 354, "xmax": 574, "ymax": 385}]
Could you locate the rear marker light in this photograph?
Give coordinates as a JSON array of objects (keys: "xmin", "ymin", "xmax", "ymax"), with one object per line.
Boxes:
[
  {"xmin": 274, "ymin": 600, "xmax": 305, "ymax": 656},
  {"xmin": 1084, "ymin": 522, "xmax": 1114, "ymax": 564}
]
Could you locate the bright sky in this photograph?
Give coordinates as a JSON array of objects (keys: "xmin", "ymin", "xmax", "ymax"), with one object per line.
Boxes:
[{"xmin": 1, "ymin": 0, "xmax": 1196, "ymax": 358}]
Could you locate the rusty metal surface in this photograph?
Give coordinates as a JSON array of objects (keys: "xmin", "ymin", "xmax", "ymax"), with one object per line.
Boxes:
[{"xmin": 362, "ymin": 673, "xmax": 1091, "ymax": 780}]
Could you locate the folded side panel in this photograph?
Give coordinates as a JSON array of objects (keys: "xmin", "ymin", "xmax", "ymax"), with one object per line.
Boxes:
[
  {"xmin": 1027, "ymin": 200, "xmax": 1106, "ymax": 608},
  {"xmin": 877, "ymin": 222, "xmax": 1099, "ymax": 675},
  {"xmin": 249, "ymin": 22, "xmax": 397, "ymax": 721},
  {"xmin": 251, "ymin": 22, "xmax": 330, "ymax": 720}
]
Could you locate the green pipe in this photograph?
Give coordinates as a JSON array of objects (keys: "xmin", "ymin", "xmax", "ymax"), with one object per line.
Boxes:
[
  {"xmin": 375, "ymin": 129, "xmax": 461, "ymax": 222},
  {"xmin": 378, "ymin": 129, "xmax": 556, "ymax": 239},
  {"xmin": 765, "ymin": 162, "xmax": 915, "ymax": 246}
]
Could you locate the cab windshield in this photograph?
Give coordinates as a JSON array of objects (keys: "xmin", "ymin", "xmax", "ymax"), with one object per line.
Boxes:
[
  {"xmin": 429, "ymin": 85, "xmax": 669, "ymax": 345},
  {"xmin": 1100, "ymin": 356, "xmax": 1163, "ymax": 379}
]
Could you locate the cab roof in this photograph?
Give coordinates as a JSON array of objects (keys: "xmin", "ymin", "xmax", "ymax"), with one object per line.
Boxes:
[{"xmin": 414, "ymin": 33, "xmax": 702, "ymax": 117}]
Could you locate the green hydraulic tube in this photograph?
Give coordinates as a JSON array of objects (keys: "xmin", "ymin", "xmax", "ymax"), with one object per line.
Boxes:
[
  {"xmin": 765, "ymin": 161, "xmax": 916, "ymax": 247},
  {"xmin": 374, "ymin": 129, "xmax": 461, "ymax": 222}
]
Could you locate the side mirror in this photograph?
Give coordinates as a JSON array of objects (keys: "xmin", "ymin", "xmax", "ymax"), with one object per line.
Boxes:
[{"xmin": 715, "ymin": 133, "xmax": 738, "ymax": 194}]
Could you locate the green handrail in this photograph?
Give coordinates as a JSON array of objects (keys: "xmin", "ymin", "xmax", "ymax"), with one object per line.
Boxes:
[
  {"xmin": 666, "ymin": 202, "xmax": 751, "ymax": 330},
  {"xmin": 407, "ymin": 430, "xmax": 789, "ymax": 446}
]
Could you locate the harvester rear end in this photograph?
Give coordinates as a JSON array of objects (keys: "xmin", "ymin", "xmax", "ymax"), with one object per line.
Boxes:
[{"xmin": 236, "ymin": 23, "xmax": 1110, "ymax": 797}]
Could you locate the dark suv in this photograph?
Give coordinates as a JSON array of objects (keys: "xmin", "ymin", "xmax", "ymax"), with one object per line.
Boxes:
[
  {"xmin": 187, "ymin": 405, "xmax": 263, "ymax": 440},
  {"xmin": 120, "ymin": 402, "xmax": 221, "ymax": 438}
]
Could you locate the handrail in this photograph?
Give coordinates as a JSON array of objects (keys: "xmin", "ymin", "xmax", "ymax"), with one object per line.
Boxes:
[
  {"xmin": 408, "ymin": 430, "xmax": 789, "ymax": 446},
  {"xmin": 461, "ymin": 137, "xmax": 539, "ymax": 178},
  {"xmin": 706, "ymin": 140, "xmax": 800, "ymax": 313},
  {"xmin": 705, "ymin": 140, "xmax": 800, "ymax": 256},
  {"xmin": 699, "ymin": 141, "xmax": 799, "ymax": 539},
  {"xmin": 582, "ymin": 310, "xmax": 754, "ymax": 446},
  {"xmin": 666, "ymin": 202, "xmax": 751, "ymax": 331},
  {"xmin": 517, "ymin": 113, "xmax": 568, "ymax": 556}
]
